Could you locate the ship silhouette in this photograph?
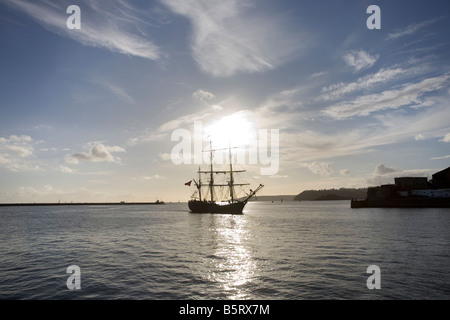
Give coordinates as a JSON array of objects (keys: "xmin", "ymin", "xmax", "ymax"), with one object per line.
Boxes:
[{"xmin": 187, "ymin": 141, "xmax": 263, "ymax": 214}]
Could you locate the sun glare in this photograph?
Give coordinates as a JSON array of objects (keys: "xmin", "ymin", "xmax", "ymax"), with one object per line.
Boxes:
[{"xmin": 204, "ymin": 112, "xmax": 256, "ymax": 150}]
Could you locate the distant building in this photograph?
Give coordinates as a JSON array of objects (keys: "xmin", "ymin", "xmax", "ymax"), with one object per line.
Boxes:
[
  {"xmin": 365, "ymin": 167, "xmax": 450, "ymax": 200},
  {"xmin": 367, "ymin": 184, "xmax": 396, "ymax": 200},
  {"xmin": 352, "ymin": 166, "xmax": 450, "ymax": 208},
  {"xmin": 431, "ymin": 167, "xmax": 450, "ymax": 189},
  {"xmin": 394, "ymin": 177, "xmax": 430, "ymax": 191}
]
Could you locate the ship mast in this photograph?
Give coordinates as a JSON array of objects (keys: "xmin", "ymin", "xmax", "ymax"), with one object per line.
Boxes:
[
  {"xmin": 198, "ymin": 166, "xmax": 202, "ymax": 201},
  {"xmin": 209, "ymin": 140, "xmax": 214, "ymax": 203},
  {"xmin": 228, "ymin": 147, "xmax": 235, "ymax": 202},
  {"xmin": 199, "ymin": 142, "xmax": 249, "ymax": 203}
]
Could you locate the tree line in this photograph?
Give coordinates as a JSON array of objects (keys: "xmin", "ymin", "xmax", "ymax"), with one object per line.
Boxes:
[{"xmin": 294, "ymin": 188, "xmax": 367, "ymax": 201}]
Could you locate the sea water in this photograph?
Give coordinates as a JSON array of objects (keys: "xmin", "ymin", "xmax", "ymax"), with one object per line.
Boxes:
[{"xmin": 0, "ymin": 201, "xmax": 449, "ymax": 300}]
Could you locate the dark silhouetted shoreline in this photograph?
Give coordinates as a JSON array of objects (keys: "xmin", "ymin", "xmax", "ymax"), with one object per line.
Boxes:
[{"xmin": 0, "ymin": 201, "xmax": 165, "ymax": 207}]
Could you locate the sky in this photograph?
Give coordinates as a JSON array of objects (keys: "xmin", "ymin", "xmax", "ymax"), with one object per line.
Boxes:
[{"xmin": 0, "ymin": 0, "xmax": 449, "ymax": 203}]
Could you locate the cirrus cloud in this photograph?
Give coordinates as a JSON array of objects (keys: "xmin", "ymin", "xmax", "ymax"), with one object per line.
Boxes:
[
  {"xmin": 161, "ymin": 0, "xmax": 303, "ymax": 77},
  {"xmin": 4, "ymin": 0, "xmax": 161, "ymax": 61},
  {"xmin": 343, "ymin": 50, "xmax": 379, "ymax": 72},
  {"xmin": 323, "ymin": 74, "xmax": 450, "ymax": 119},
  {"xmin": 386, "ymin": 17, "xmax": 444, "ymax": 40}
]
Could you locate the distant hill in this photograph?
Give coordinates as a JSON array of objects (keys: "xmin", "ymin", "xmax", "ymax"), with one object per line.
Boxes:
[{"xmin": 294, "ymin": 188, "xmax": 367, "ymax": 201}]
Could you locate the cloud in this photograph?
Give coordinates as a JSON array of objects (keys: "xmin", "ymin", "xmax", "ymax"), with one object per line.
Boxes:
[
  {"xmin": 323, "ymin": 74, "xmax": 450, "ymax": 119},
  {"xmin": 414, "ymin": 134, "xmax": 425, "ymax": 141},
  {"xmin": 159, "ymin": 153, "xmax": 172, "ymax": 161},
  {"xmin": 140, "ymin": 174, "xmax": 166, "ymax": 180},
  {"xmin": 0, "ymin": 135, "xmax": 41, "ymax": 172},
  {"xmin": 254, "ymin": 85, "xmax": 318, "ymax": 131},
  {"xmin": 157, "ymin": 111, "xmax": 211, "ymax": 135},
  {"xmin": 250, "ymin": 54, "xmax": 450, "ymax": 169},
  {"xmin": 373, "ymin": 164, "xmax": 397, "ymax": 176},
  {"xmin": 89, "ymin": 77, "xmax": 135, "ymax": 104},
  {"xmin": 277, "ymin": 129, "xmax": 366, "ymax": 165},
  {"xmin": 59, "ymin": 165, "xmax": 77, "ymax": 174},
  {"xmin": 440, "ymin": 133, "xmax": 450, "ymax": 143},
  {"xmin": 343, "ymin": 50, "xmax": 379, "ymax": 72},
  {"xmin": 34, "ymin": 124, "xmax": 53, "ymax": 130},
  {"xmin": 127, "ymin": 100, "xmax": 225, "ymax": 145},
  {"xmin": 275, "ymin": 100, "xmax": 450, "ymax": 167},
  {"xmin": 161, "ymin": 0, "xmax": 302, "ymax": 76},
  {"xmin": 431, "ymin": 155, "xmax": 450, "ymax": 160},
  {"xmin": 300, "ymin": 161, "xmax": 333, "ymax": 176},
  {"xmin": 210, "ymin": 104, "xmax": 223, "ymax": 111},
  {"xmin": 310, "ymin": 72, "xmax": 326, "ymax": 78},
  {"xmin": 386, "ymin": 17, "xmax": 443, "ymax": 40},
  {"xmin": 192, "ymin": 89, "xmax": 215, "ymax": 104},
  {"xmin": 65, "ymin": 142, "xmax": 125, "ymax": 164},
  {"xmin": 0, "ymin": 135, "xmax": 33, "ymax": 158},
  {"xmin": 367, "ymin": 166, "xmax": 435, "ymax": 186},
  {"xmin": 372, "ymin": 104, "xmax": 450, "ymax": 145},
  {"xmin": 320, "ymin": 67, "xmax": 404, "ymax": 101},
  {"xmin": 4, "ymin": 0, "xmax": 161, "ymax": 60}
]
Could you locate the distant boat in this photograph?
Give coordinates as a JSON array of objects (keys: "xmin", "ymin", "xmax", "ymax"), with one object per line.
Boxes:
[{"xmin": 187, "ymin": 142, "xmax": 263, "ymax": 214}]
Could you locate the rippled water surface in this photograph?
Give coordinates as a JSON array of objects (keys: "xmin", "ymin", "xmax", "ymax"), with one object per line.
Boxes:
[{"xmin": 0, "ymin": 201, "xmax": 449, "ymax": 299}]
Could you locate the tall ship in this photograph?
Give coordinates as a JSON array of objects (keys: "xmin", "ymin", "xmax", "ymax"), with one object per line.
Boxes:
[{"xmin": 187, "ymin": 142, "xmax": 263, "ymax": 214}]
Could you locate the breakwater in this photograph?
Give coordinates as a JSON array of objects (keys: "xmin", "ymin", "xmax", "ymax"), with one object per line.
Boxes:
[{"xmin": 0, "ymin": 201, "xmax": 165, "ymax": 207}]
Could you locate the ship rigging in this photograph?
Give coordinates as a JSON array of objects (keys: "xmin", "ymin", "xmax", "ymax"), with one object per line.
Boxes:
[{"xmin": 187, "ymin": 141, "xmax": 263, "ymax": 214}]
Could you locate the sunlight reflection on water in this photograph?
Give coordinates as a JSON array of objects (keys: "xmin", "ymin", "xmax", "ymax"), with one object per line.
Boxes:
[{"xmin": 202, "ymin": 215, "xmax": 256, "ymax": 299}]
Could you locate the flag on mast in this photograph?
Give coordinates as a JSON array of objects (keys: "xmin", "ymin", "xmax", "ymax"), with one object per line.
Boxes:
[{"xmin": 185, "ymin": 180, "xmax": 192, "ymax": 186}]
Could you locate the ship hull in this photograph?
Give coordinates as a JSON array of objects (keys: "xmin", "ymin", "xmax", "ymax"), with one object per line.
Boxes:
[{"xmin": 188, "ymin": 200, "xmax": 246, "ymax": 214}]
